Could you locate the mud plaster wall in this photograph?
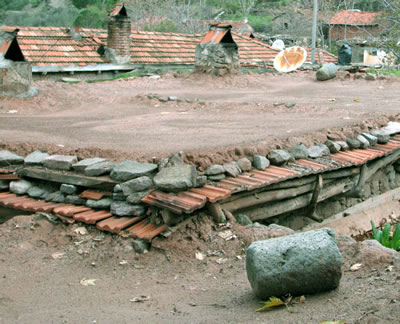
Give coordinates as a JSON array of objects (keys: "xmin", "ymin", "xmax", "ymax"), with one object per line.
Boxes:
[{"xmin": 255, "ymin": 162, "xmax": 400, "ymax": 230}]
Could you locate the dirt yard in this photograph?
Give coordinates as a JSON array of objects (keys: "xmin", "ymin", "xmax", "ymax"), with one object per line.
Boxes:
[
  {"xmin": 1, "ymin": 72, "xmax": 400, "ymax": 168},
  {"xmin": 1, "ymin": 72, "xmax": 400, "ymax": 323}
]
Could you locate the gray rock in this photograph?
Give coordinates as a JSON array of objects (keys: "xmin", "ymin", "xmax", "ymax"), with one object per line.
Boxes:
[
  {"xmin": 285, "ymin": 102, "xmax": 296, "ymax": 108},
  {"xmin": 110, "ymin": 201, "xmax": 145, "ymax": 216},
  {"xmin": 374, "ymin": 122, "xmax": 400, "ymax": 136},
  {"xmin": 112, "ymin": 192, "xmax": 126, "ymax": 201},
  {"xmin": 126, "ymin": 191, "xmax": 148, "ymax": 204},
  {"xmin": 308, "ymin": 144, "xmax": 330, "ymax": 158},
  {"xmin": 0, "ymin": 150, "xmax": 24, "ymax": 166},
  {"xmin": 60, "ymin": 184, "xmax": 77, "ymax": 195},
  {"xmin": 72, "ymin": 157, "xmax": 106, "ymax": 172},
  {"xmin": 120, "ymin": 176, "xmax": 153, "ymax": 196},
  {"xmin": 27, "ymin": 186, "xmax": 48, "ymax": 199},
  {"xmin": 205, "ymin": 164, "xmax": 225, "ymax": 176},
  {"xmin": 289, "ymin": 144, "xmax": 309, "ymax": 159},
  {"xmin": 43, "ymin": 155, "xmax": 78, "ymax": 171},
  {"xmin": 325, "ymin": 140, "xmax": 341, "ymax": 154},
  {"xmin": 267, "ymin": 150, "xmax": 292, "ymax": 166},
  {"xmin": 237, "ymin": 158, "xmax": 252, "ymax": 172},
  {"xmin": 0, "ymin": 180, "xmax": 9, "ymax": 190},
  {"xmin": 153, "ymin": 164, "xmax": 197, "ymax": 192},
  {"xmin": 86, "ymin": 198, "xmax": 113, "ymax": 209},
  {"xmin": 195, "ymin": 175, "xmax": 207, "ymax": 187},
  {"xmin": 165, "ymin": 152, "xmax": 184, "ymax": 167},
  {"xmin": 370, "ymin": 130, "xmax": 390, "ymax": 144},
  {"xmin": 236, "ymin": 214, "xmax": 252, "ymax": 226},
  {"xmin": 361, "ymin": 133, "xmax": 377, "ymax": 146},
  {"xmin": 223, "ymin": 162, "xmax": 241, "ymax": 177},
  {"xmin": 110, "ymin": 161, "xmax": 158, "ymax": 181},
  {"xmin": 45, "ymin": 191, "xmax": 65, "ymax": 203},
  {"xmin": 159, "ymin": 96, "xmax": 168, "ymax": 102},
  {"xmin": 335, "ymin": 141, "xmax": 349, "ymax": 151},
  {"xmin": 168, "ymin": 96, "xmax": 178, "ymax": 101},
  {"xmin": 132, "ymin": 239, "xmax": 150, "ymax": 254},
  {"xmin": 316, "ymin": 63, "xmax": 338, "ymax": 81},
  {"xmin": 365, "ymin": 73, "xmax": 377, "ymax": 81},
  {"xmin": 356, "ymin": 134, "xmax": 370, "ymax": 149},
  {"xmin": 9, "ymin": 180, "xmax": 32, "ymax": 195},
  {"xmin": 346, "ymin": 138, "xmax": 361, "ymax": 150},
  {"xmin": 208, "ymin": 174, "xmax": 226, "ymax": 181},
  {"xmin": 253, "ymin": 155, "xmax": 270, "ymax": 170},
  {"xmin": 84, "ymin": 161, "xmax": 115, "ymax": 177},
  {"xmin": 24, "ymin": 150, "xmax": 50, "ymax": 166},
  {"xmin": 65, "ymin": 195, "xmax": 86, "ymax": 205},
  {"xmin": 246, "ymin": 228, "xmax": 342, "ymax": 299},
  {"xmin": 113, "ymin": 184, "xmax": 122, "ymax": 192}
]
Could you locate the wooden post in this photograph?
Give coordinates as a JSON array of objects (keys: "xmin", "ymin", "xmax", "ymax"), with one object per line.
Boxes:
[{"xmin": 208, "ymin": 202, "xmax": 226, "ymax": 224}]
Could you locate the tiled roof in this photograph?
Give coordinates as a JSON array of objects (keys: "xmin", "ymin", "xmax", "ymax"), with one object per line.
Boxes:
[
  {"xmin": 0, "ymin": 26, "xmax": 336, "ymax": 67},
  {"xmin": 329, "ymin": 10, "xmax": 381, "ymax": 26}
]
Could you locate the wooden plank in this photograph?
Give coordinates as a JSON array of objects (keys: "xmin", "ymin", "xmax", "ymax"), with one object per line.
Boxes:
[{"xmin": 16, "ymin": 167, "xmax": 118, "ymax": 190}]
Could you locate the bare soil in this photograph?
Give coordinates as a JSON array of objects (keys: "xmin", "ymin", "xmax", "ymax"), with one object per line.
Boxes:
[
  {"xmin": 0, "ymin": 214, "xmax": 399, "ymax": 324},
  {"xmin": 1, "ymin": 72, "xmax": 400, "ymax": 169}
]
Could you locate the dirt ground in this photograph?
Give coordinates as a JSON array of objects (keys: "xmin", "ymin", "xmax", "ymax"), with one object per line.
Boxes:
[
  {"xmin": 0, "ymin": 213, "xmax": 399, "ymax": 324},
  {"xmin": 1, "ymin": 72, "xmax": 400, "ymax": 323},
  {"xmin": 1, "ymin": 72, "xmax": 400, "ymax": 169}
]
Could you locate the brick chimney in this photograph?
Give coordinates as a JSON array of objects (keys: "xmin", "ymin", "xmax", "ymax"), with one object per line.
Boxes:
[{"xmin": 106, "ymin": 3, "xmax": 131, "ymax": 64}]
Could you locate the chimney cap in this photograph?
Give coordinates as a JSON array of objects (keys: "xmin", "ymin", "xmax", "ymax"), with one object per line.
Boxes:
[{"xmin": 110, "ymin": 3, "xmax": 128, "ymax": 17}]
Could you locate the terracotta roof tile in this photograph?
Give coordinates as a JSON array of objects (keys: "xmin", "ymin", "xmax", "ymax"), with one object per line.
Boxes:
[{"xmin": 329, "ymin": 10, "xmax": 381, "ymax": 26}]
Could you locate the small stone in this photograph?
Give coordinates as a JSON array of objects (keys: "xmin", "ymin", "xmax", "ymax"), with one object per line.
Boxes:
[
  {"xmin": 45, "ymin": 191, "xmax": 65, "ymax": 203},
  {"xmin": 168, "ymin": 96, "xmax": 178, "ymax": 101},
  {"xmin": 346, "ymin": 138, "xmax": 361, "ymax": 150},
  {"xmin": 208, "ymin": 174, "xmax": 226, "ymax": 181},
  {"xmin": 72, "ymin": 157, "xmax": 106, "ymax": 172},
  {"xmin": 0, "ymin": 150, "xmax": 24, "ymax": 166},
  {"xmin": 65, "ymin": 195, "xmax": 86, "ymax": 205},
  {"xmin": 132, "ymin": 239, "xmax": 150, "ymax": 254},
  {"xmin": 267, "ymin": 150, "xmax": 293, "ymax": 166},
  {"xmin": 113, "ymin": 184, "xmax": 122, "ymax": 192},
  {"xmin": 253, "ymin": 155, "xmax": 270, "ymax": 170},
  {"xmin": 195, "ymin": 175, "xmax": 207, "ymax": 187},
  {"xmin": 159, "ymin": 96, "xmax": 168, "ymax": 102},
  {"xmin": 120, "ymin": 176, "xmax": 153, "ymax": 195},
  {"xmin": 84, "ymin": 161, "xmax": 115, "ymax": 177},
  {"xmin": 308, "ymin": 144, "xmax": 330, "ymax": 158},
  {"xmin": 110, "ymin": 161, "xmax": 158, "ymax": 182},
  {"xmin": 356, "ymin": 135, "xmax": 370, "ymax": 149},
  {"xmin": 223, "ymin": 162, "xmax": 241, "ymax": 177},
  {"xmin": 24, "ymin": 150, "xmax": 50, "ymax": 166},
  {"xmin": 365, "ymin": 73, "xmax": 377, "ymax": 81},
  {"xmin": 9, "ymin": 180, "xmax": 33, "ymax": 195},
  {"xmin": 370, "ymin": 130, "xmax": 390, "ymax": 144},
  {"xmin": 60, "ymin": 184, "xmax": 77, "ymax": 195},
  {"xmin": 43, "ymin": 155, "xmax": 77, "ymax": 171},
  {"xmin": 126, "ymin": 191, "xmax": 148, "ymax": 204},
  {"xmin": 361, "ymin": 133, "xmax": 378, "ymax": 146},
  {"xmin": 112, "ymin": 192, "xmax": 126, "ymax": 201},
  {"xmin": 285, "ymin": 102, "xmax": 296, "ymax": 108},
  {"xmin": 205, "ymin": 164, "xmax": 225, "ymax": 176},
  {"xmin": 110, "ymin": 201, "xmax": 145, "ymax": 216},
  {"xmin": 335, "ymin": 141, "xmax": 349, "ymax": 151},
  {"xmin": 325, "ymin": 140, "xmax": 341, "ymax": 154},
  {"xmin": 27, "ymin": 186, "xmax": 48, "ymax": 199},
  {"xmin": 153, "ymin": 164, "xmax": 197, "ymax": 192},
  {"xmin": 86, "ymin": 198, "xmax": 113, "ymax": 209},
  {"xmin": 290, "ymin": 144, "xmax": 309, "ymax": 159},
  {"xmin": 236, "ymin": 214, "xmax": 252, "ymax": 226},
  {"xmin": 237, "ymin": 158, "xmax": 252, "ymax": 172}
]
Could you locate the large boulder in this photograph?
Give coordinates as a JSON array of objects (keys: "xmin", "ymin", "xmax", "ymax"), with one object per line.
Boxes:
[
  {"xmin": 316, "ymin": 63, "xmax": 338, "ymax": 81},
  {"xmin": 153, "ymin": 164, "xmax": 197, "ymax": 192},
  {"xmin": 246, "ymin": 228, "xmax": 342, "ymax": 299}
]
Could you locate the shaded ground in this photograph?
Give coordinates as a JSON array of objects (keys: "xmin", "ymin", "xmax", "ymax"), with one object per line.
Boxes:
[
  {"xmin": 1, "ymin": 72, "xmax": 400, "ymax": 168},
  {"xmin": 0, "ymin": 214, "xmax": 399, "ymax": 324}
]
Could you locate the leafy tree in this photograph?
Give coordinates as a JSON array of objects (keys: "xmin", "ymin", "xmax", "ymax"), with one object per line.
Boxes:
[{"xmin": 73, "ymin": 5, "xmax": 108, "ymax": 28}]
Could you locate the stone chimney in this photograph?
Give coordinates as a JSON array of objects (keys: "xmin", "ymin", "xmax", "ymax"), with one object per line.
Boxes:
[{"xmin": 106, "ymin": 3, "xmax": 131, "ymax": 64}]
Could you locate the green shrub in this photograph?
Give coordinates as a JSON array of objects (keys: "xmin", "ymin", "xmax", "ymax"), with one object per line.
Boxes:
[
  {"xmin": 73, "ymin": 5, "xmax": 108, "ymax": 28},
  {"xmin": 371, "ymin": 220, "xmax": 400, "ymax": 251}
]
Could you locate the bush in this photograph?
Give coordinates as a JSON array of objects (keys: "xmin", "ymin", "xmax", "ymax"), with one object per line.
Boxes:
[
  {"xmin": 73, "ymin": 5, "xmax": 108, "ymax": 28},
  {"xmin": 371, "ymin": 220, "xmax": 400, "ymax": 251}
]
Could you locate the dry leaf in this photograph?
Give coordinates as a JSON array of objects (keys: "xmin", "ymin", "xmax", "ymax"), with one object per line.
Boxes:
[
  {"xmin": 350, "ymin": 263, "xmax": 362, "ymax": 271},
  {"xmin": 130, "ymin": 295, "xmax": 151, "ymax": 302},
  {"xmin": 80, "ymin": 279, "xmax": 97, "ymax": 286},
  {"xmin": 353, "ymin": 98, "xmax": 360, "ymax": 102},
  {"xmin": 327, "ymin": 98, "xmax": 336, "ymax": 102},
  {"xmin": 256, "ymin": 297, "xmax": 287, "ymax": 312}
]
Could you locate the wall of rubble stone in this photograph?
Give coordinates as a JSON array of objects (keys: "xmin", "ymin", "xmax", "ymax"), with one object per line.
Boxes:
[
  {"xmin": 195, "ymin": 43, "xmax": 240, "ymax": 76},
  {"xmin": 0, "ymin": 59, "xmax": 36, "ymax": 97}
]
